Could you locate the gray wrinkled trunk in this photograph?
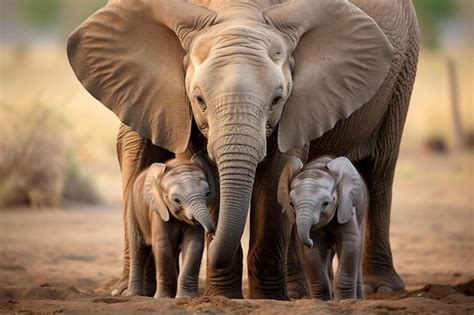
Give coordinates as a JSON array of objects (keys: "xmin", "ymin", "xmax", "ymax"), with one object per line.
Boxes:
[
  {"xmin": 207, "ymin": 122, "xmax": 262, "ymax": 268},
  {"xmin": 296, "ymin": 208, "xmax": 316, "ymax": 249}
]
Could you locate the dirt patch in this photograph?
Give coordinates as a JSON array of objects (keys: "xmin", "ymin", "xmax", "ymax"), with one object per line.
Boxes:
[
  {"xmin": 0, "ymin": 284, "xmax": 473, "ymax": 314},
  {"xmin": 0, "ymin": 154, "xmax": 473, "ymax": 313}
]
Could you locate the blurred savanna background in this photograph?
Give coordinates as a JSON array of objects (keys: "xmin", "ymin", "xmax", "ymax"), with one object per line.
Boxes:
[{"xmin": 0, "ymin": 0, "xmax": 473, "ymax": 313}]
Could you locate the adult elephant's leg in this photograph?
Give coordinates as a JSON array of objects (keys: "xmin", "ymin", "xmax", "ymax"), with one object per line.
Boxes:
[
  {"xmin": 286, "ymin": 225, "xmax": 309, "ymax": 299},
  {"xmin": 358, "ymin": 35, "xmax": 418, "ymax": 294},
  {"xmin": 204, "ymin": 201, "xmax": 244, "ymax": 298},
  {"xmin": 248, "ymin": 149, "xmax": 296, "ymax": 300},
  {"xmin": 112, "ymin": 124, "xmax": 174, "ymax": 296},
  {"xmin": 358, "ymin": 159, "xmax": 404, "ymax": 294}
]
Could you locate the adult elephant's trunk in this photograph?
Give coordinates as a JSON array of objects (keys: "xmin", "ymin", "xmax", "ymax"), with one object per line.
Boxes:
[
  {"xmin": 207, "ymin": 122, "xmax": 264, "ymax": 268},
  {"xmin": 296, "ymin": 207, "xmax": 317, "ymax": 249}
]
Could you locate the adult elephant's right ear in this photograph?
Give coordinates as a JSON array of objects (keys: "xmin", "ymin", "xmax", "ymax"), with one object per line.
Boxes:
[
  {"xmin": 67, "ymin": 0, "xmax": 216, "ymax": 153},
  {"xmin": 263, "ymin": 0, "xmax": 393, "ymax": 153}
]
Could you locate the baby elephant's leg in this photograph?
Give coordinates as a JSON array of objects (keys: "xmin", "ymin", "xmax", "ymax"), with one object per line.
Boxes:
[
  {"xmin": 334, "ymin": 231, "xmax": 361, "ymax": 300},
  {"xmin": 303, "ymin": 237, "xmax": 332, "ymax": 300},
  {"xmin": 142, "ymin": 250, "xmax": 157, "ymax": 296},
  {"xmin": 152, "ymin": 224, "xmax": 178, "ymax": 298},
  {"xmin": 356, "ymin": 237, "xmax": 364, "ymax": 299},
  {"xmin": 356, "ymin": 264, "xmax": 364, "ymax": 299},
  {"xmin": 176, "ymin": 226, "xmax": 205, "ymax": 298}
]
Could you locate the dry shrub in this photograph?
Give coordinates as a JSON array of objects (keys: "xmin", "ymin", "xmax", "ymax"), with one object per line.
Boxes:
[
  {"xmin": 464, "ymin": 130, "xmax": 474, "ymax": 150},
  {"xmin": 423, "ymin": 135, "xmax": 448, "ymax": 154},
  {"xmin": 0, "ymin": 102, "xmax": 101, "ymax": 208},
  {"xmin": 62, "ymin": 155, "xmax": 101, "ymax": 205}
]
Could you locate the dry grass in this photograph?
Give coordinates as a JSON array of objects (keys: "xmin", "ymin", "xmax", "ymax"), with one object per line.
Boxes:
[
  {"xmin": 0, "ymin": 101, "xmax": 101, "ymax": 208},
  {"xmin": 0, "ymin": 102, "xmax": 66, "ymax": 207},
  {"xmin": 0, "ymin": 44, "xmax": 121, "ymax": 207}
]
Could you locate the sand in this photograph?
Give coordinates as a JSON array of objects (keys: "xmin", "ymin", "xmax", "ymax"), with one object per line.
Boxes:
[{"xmin": 0, "ymin": 153, "xmax": 473, "ymax": 314}]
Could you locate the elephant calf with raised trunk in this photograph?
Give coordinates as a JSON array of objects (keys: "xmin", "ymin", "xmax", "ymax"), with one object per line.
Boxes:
[
  {"xmin": 126, "ymin": 154, "xmax": 216, "ymax": 298},
  {"xmin": 278, "ymin": 156, "xmax": 368, "ymax": 300}
]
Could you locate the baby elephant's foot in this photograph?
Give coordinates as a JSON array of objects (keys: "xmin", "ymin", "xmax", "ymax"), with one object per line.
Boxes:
[
  {"xmin": 175, "ymin": 291, "xmax": 199, "ymax": 299},
  {"xmin": 111, "ymin": 274, "xmax": 129, "ymax": 296}
]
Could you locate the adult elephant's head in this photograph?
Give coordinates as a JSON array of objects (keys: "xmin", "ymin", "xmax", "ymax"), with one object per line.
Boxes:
[{"xmin": 67, "ymin": 0, "xmax": 392, "ymax": 268}]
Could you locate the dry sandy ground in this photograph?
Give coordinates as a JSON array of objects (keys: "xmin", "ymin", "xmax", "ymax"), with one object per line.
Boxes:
[{"xmin": 0, "ymin": 153, "xmax": 473, "ymax": 314}]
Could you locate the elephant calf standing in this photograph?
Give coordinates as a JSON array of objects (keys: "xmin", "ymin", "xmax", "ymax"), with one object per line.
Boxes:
[
  {"xmin": 278, "ymin": 156, "xmax": 368, "ymax": 300},
  {"xmin": 126, "ymin": 154, "xmax": 215, "ymax": 298}
]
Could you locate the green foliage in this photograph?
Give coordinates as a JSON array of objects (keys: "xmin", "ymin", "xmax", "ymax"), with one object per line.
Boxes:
[
  {"xmin": 414, "ymin": 0, "xmax": 458, "ymax": 49},
  {"xmin": 17, "ymin": 0, "xmax": 106, "ymax": 28},
  {"xmin": 414, "ymin": 0, "xmax": 457, "ymax": 19},
  {"xmin": 19, "ymin": 0, "xmax": 61, "ymax": 27}
]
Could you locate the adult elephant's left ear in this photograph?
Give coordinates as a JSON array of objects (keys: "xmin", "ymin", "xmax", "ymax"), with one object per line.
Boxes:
[
  {"xmin": 67, "ymin": 0, "xmax": 216, "ymax": 153},
  {"xmin": 263, "ymin": 0, "xmax": 393, "ymax": 153}
]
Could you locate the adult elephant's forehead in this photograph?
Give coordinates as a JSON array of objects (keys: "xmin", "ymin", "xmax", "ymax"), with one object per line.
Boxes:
[
  {"xmin": 195, "ymin": 23, "xmax": 287, "ymax": 54},
  {"xmin": 194, "ymin": 0, "xmax": 288, "ymax": 20}
]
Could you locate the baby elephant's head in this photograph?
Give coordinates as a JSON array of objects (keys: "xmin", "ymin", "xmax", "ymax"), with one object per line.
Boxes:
[
  {"xmin": 144, "ymin": 153, "xmax": 216, "ymax": 234},
  {"xmin": 278, "ymin": 156, "xmax": 363, "ymax": 248}
]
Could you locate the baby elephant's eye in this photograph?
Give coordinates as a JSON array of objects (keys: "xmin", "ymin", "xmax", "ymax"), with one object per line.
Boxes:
[
  {"xmin": 205, "ymin": 191, "xmax": 211, "ymax": 197},
  {"xmin": 289, "ymin": 201, "xmax": 295, "ymax": 209},
  {"xmin": 174, "ymin": 198, "xmax": 182, "ymax": 205},
  {"xmin": 321, "ymin": 201, "xmax": 330, "ymax": 209}
]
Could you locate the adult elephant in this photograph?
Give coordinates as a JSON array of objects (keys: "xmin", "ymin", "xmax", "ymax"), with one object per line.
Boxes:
[{"xmin": 67, "ymin": 0, "xmax": 419, "ymax": 299}]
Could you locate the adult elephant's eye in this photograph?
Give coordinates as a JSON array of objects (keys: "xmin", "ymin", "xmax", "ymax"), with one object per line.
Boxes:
[
  {"xmin": 196, "ymin": 95, "xmax": 206, "ymax": 111},
  {"xmin": 321, "ymin": 201, "xmax": 330, "ymax": 209},
  {"xmin": 174, "ymin": 198, "xmax": 182, "ymax": 205},
  {"xmin": 271, "ymin": 95, "xmax": 282, "ymax": 106}
]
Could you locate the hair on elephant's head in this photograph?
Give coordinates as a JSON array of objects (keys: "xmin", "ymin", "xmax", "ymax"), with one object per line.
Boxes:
[
  {"xmin": 278, "ymin": 156, "xmax": 365, "ymax": 248},
  {"xmin": 143, "ymin": 153, "xmax": 216, "ymax": 234},
  {"xmin": 68, "ymin": 0, "xmax": 392, "ymax": 267}
]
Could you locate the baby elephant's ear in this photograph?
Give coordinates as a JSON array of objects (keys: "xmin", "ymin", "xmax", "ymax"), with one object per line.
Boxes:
[
  {"xmin": 327, "ymin": 157, "xmax": 363, "ymax": 224},
  {"xmin": 191, "ymin": 152, "xmax": 216, "ymax": 203},
  {"xmin": 144, "ymin": 163, "xmax": 169, "ymax": 222},
  {"xmin": 278, "ymin": 156, "xmax": 304, "ymax": 214}
]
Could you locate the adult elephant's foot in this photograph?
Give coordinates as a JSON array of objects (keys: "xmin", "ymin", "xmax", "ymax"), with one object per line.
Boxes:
[
  {"xmin": 287, "ymin": 286, "xmax": 308, "ymax": 299},
  {"xmin": 247, "ymin": 257, "xmax": 290, "ymax": 300},
  {"xmin": 111, "ymin": 273, "xmax": 128, "ymax": 296},
  {"xmin": 286, "ymin": 278, "xmax": 309, "ymax": 299},
  {"xmin": 204, "ymin": 245, "xmax": 244, "ymax": 299},
  {"xmin": 205, "ymin": 284, "xmax": 243, "ymax": 299},
  {"xmin": 248, "ymin": 283, "xmax": 289, "ymax": 300},
  {"xmin": 205, "ymin": 274, "xmax": 244, "ymax": 298},
  {"xmin": 362, "ymin": 266, "xmax": 405, "ymax": 295}
]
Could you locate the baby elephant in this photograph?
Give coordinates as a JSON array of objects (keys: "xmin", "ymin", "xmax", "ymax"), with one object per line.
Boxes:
[
  {"xmin": 278, "ymin": 156, "xmax": 368, "ymax": 300},
  {"xmin": 126, "ymin": 153, "xmax": 216, "ymax": 298}
]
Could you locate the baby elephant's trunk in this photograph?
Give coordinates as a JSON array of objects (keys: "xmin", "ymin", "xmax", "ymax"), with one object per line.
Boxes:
[
  {"xmin": 296, "ymin": 208, "xmax": 316, "ymax": 248},
  {"xmin": 191, "ymin": 201, "xmax": 215, "ymax": 234}
]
